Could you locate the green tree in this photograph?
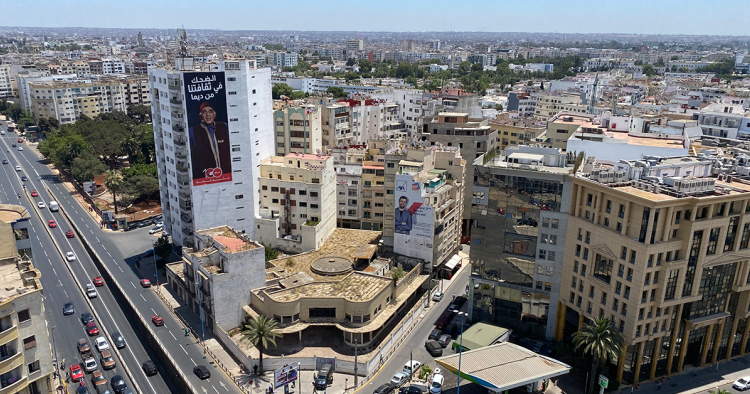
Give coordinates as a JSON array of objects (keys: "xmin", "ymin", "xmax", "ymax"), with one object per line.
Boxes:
[
  {"xmin": 346, "ymin": 58, "xmax": 356, "ymax": 67},
  {"xmin": 326, "ymin": 87, "xmax": 346, "ymax": 98},
  {"xmin": 471, "ymin": 63, "xmax": 484, "ymax": 72},
  {"xmin": 572, "ymin": 318, "xmax": 624, "ymax": 394},
  {"xmin": 358, "ymin": 59, "xmax": 373, "ymax": 72},
  {"xmin": 121, "ymin": 163, "xmax": 158, "ymax": 180},
  {"xmin": 104, "ymin": 170, "xmax": 124, "ymax": 215},
  {"xmin": 678, "ymin": 67, "xmax": 690, "ymax": 73},
  {"xmin": 392, "ymin": 266, "xmax": 405, "ymax": 281},
  {"xmin": 71, "ymin": 152, "xmax": 107, "ymax": 182},
  {"xmin": 127, "ymin": 105, "xmax": 152, "ymax": 124},
  {"xmin": 395, "ymin": 63, "xmax": 414, "ymax": 78},
  {"xmin": 77, "ymin": 120, "xmax": 130, "ymax": 168},
  {"xmin": 242, "ymin": 315, "xmax": 283, "ymax": 372},
  {"xmin": 262, "ymin": 243, "xmax": 279, "ymax": 262},
  {"xmin": 642, "ymin": 64, "xmax": 656, "ymax": 77},
  {"xmin": 655, "ymin": 58, "xmax": 665, "ymax": 67},
  {"xmin": 272, "ymin": 83, "xmax": 293, "ymax": 99},
  {"xmin": 418, "ymin": 364, "xmax": 433, "ymax": 380},
  {"xmin": 153, "ymin": 234, "xmax": 172, "ymax": 263},
  {"xmin": 289, "ymin": 91, "xmax": 306, "ymax": 100},
  {"xmin": 124, "ymin": 174, "xmax": 160, "ymax": 202},
  {"xmin": 670, "ymin": 55, "xmax": 680, "ymax": 60}
]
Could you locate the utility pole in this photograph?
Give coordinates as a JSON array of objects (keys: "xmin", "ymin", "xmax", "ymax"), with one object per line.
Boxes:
[
  {"xmin": 409, "ymin": 350, "xmax": 413, "ymax": 381},
  {"xmin": 354, "ymin": 338, "xmax": 358, "ymax": 386}
]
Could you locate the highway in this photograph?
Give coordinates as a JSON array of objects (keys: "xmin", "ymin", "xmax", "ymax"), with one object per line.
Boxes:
[
  {"xmin": 1, "ymin": 127, "xmax": 242, "ymax": 394},
  {"xmin": 0, "ymin": 128, "xmax": 171, "ymax": 393}
]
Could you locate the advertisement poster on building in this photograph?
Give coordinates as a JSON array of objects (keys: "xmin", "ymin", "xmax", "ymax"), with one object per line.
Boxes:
[
  {"xmin": 394, "ymin": 174, "xmax": 435, "ymax": 263},
  {"xmin": 183, "ymin": 72, "xmax": 232, "ymax": 186},
  {"xmin": 274, "ymin": 362, "xmax": 299, "ymax": 389}
]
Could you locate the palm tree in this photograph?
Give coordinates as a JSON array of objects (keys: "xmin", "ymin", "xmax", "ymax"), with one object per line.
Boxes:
[
  {"xmin": 122, "ymin": 136, "xmax": 140, "ymax": 162},
  {"xmin": 104, "ymin": 170, "xmax": 123, "ymax": 214},
  {"xmin": 242, "ymin": 315, "xmax": 282, "ymax": 373},
  {"xmin": 572, "ymin": 318, "xmax": 624, "ymax": 394}
]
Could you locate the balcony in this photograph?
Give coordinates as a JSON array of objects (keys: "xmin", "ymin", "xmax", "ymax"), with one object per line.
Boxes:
[
  {"xmin": 181, "ymin": 213, "xmax": 193, "ymax": 224},
  {"xmin": 170, "ymin": 97, "xmax": 182, "ymax": 105},
  {"xmin": 0, "ymin": 351, "xmax": 20, "ymax": 376},
  {"xmin": 175, "ymin": 148, "xmax": 188, "ymax": 159},
  {"xmin": 0, "ymin": 327, "xmax": 17, "ymax": 347},
  {"xmin": 173, "ymin": 137, "xmax": 187, "ymax": 146},
  {"xmin": 172, "ymin": 124, "xmax": 185, "ymax": 133},
  {"xmin": 176, "ymin": 164, "xmax": 189, "ymax": 174}
]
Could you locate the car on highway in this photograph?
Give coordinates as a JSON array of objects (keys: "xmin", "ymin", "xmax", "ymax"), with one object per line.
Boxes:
[
  {"xmin": 734, "ymin": 377, "xmax": 750, "ymax": 391},
  {"xmin": 66, "ymin": 252, "xmax": 76, "ymax": 261},
  {"xmin": 100, "ymin": 350, "xmax": 116, "ymax": 370},
  {"xmin": 70, "ymin": 364, "xmax": 84, "ymax": 382},
  {"xmin": 151, "ymin": 315, "xmax": 164, "ymax": 326},
  {"xmin": 111, "ymin": 332, "xmax": 126, "ymax": 349},
  {"xmin": 17, "ymin": 146, "xmax": 23, "ymax": 151},
  {"xmin": 17, "ymin": 139, "xmax": 22, "ymax": 143},
  {"xmin": 86, "ymin": 322, "xmax": 99, "ymax": 336},
  {"xmin": 142, "ymin": 360, "xmax": 158, "ymax": 376},
  {"xmin": 391, "ymin": 372, "xmax": 409, "ymax": 386},
  {"xmin": 148, "ymin": 225, "xmax": 163, "ymax": 234},
  {"xmin": 63, "ymin": 302, "xmax": 75, "ymax": 315},
  {"xmin": 81, "ymin": 312, "xmax": 94, "ymax": 324},
  {"xmin": 77, "ymin": 338, "xmax": 92, "ymax": 356},
  {"xmin": 193, "ymin": 365, "xmax": 211, "ymax": 379},
  {"xmin": 84, "ymin": 356, "xmax": 97, "ymax": 372},
  {"xmin": 95, "ymin": 337, "xmax": 109, "ymax": 352},
  {"xmin": 66, "ymin": 230, "xmax": 75, "ymax": 238},
  {"xmin": 14, "ymin": 165, "xmax": 20, "ymax": 171},
  {"xmin": 48, "ymin": 219, "xmax": 56, "ymax": 228},
  {"xmin": 139, "ymin": 279, "xmax": 151, "ymax": 288},
  {"xmin": 432, "ymin": 291, "xmax": 444, "ymax": 302},
  {"xmin": 11, "ymin": 143, "xmax": 16, "ymax": 147},
  {"xmin": 110, "ymin": 375, "xmax": 127, "ymax": 393},
  {"xmin": 30, "ymin": 190, "xmax": 38, "ymax": 197},
  {"xmin": 1, "ymin": 159, "xmax": 7, "ymax": 164},
  {"xmin": 93, "ymin": 276, "xmax": 104, "ymax": 287},
  {"xmin": 373, "ymin": 383, "xmax": 396, "ymax": 394},
  {"xmin": 21, "ymin": 175, "xmax": 28, "ymax": 181},
  {"xmin": 92, "ymin": 370, "xmax": 107, "ymax": 387},
  {"xmin": 86, "ymin": 284, "xmax": 98, "ymax": 299}
]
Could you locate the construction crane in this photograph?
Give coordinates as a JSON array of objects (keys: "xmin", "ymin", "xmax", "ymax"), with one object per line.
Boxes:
[{"xmin": 587, "ymin": 74, "xmax": 599, "ymax": 114}]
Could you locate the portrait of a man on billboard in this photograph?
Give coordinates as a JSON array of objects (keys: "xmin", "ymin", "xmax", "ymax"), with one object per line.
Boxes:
[{"xmin": 395, "ymin": 195, "xmax": 414, "ymax": 234}]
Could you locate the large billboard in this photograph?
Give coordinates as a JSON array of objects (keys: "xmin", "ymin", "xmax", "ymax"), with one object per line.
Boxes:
[
  {"xmin": 183, "ymin": 72, "xmax": 232, "ymax": 186},
  {"xmin": 394, "ymin": 174, "xmax": 435, "ymax": 263},
  {"xmin": 274, "ymin": 362, "xmax": 299, "ymax": 389}
]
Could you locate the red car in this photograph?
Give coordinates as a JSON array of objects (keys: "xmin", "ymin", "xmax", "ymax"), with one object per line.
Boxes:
[
  {"xmin": 30, "ymin": 190, "xmax": 38, "ymax": 197},
  {"xmin": 93, "ymin": 277, "xmax": 104, "ymax": 287},
  {"xmin": 66, "ymin": 230, "xmax": 75, "ymax": 238},
  {"xmin": 48, "ymin": 220, "xmax": 57, "ymax": 228},
  {"xmin": 140, "ymin": 279, "xmax": 151, "ymax": 288},
  {"xmin": 17, "ymin": 139, "xmax": 23, "ymax": 143},
  {"xmin": 70, "ymin": 364, "xmax": 84, "ymax": 382},
  {"xmin": 152, "ymin": 315, "xmax": 164, "ymax": 326},
  {"xmin": 86, "ymin": 322, "xmax": 99, "ymax": 336}
]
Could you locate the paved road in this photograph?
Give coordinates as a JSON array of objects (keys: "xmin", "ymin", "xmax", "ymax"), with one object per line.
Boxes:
[
  {"xmin": 0, "ymin": 129, "xmax": 171, "ymax": 393},
  {"xmin": 3, "ymin": 131, "xmax": 242, "ymax": 394},
  {"xmin": 362, "ymin": 266, "xmax": 472, "ymax": 393}
]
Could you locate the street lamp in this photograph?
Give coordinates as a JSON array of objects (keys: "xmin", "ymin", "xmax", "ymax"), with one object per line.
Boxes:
[
  {"xmin": 152, "ymin": 241, "xmax": 158, "ymax": 291},
  {"xmin": 453, "ymin": 311, "xmax": 468, "ymax": 394},
  {"xmin": 50, "ymin": 326, "xmax": 62, "ymax": 389},
  {"xmin": 353, "ymin": 338, "xmax": 358, "ymax": 386}
]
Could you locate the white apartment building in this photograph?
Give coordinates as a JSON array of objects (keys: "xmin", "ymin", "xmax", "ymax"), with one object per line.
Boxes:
[
  {"xmin": 28, "ymin": 78, "xmax": 127, "ymax": 124},
  {"xmin": 101, "ymin": 58, "xmax": 126, "ymax": 74},
  {"xmin": 148, "ymin": 59, "xmax": 275, "ymax": 248},
  {"xmin": 16, "ymin": 73, "xmax": 76, "ymax": 110},
  {"xmin": 122, "ymin": 76, "xmax": 151, "ymax": 107},
  {"xmin": 0, "ymin": 65, "xmax": 11, "ymax": 98},
  {"xmin": 255, "ymin": 153, "xmax": 337, "ymax": 254},
  {"xmin": 332, "ymin": 146, "xmax": 365, "ymax": 229},
  {"xmin": 692, "ymin": 103, "xmax": 750, "ymax": 139},
  {"xmin": 273, "ymin": 103, "xmax": 323, "ymax": 156},
  {"xmin": 346, "ymin": 39, "xmax": 364, "ymax": 52},
  {"xmin": 271, "ymin": 52, "xmax": 298, "ymax": 68}
]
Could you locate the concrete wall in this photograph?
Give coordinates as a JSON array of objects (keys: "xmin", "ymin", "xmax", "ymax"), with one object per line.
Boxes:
[{"xmin": 211, "ymin": 245, "xmax": 266, "ymax": 329}]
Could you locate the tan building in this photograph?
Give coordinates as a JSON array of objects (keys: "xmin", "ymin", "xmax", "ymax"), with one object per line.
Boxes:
[
  {"xmin": 321, "ymin": 98, "xmax": 354, "ymax": 149},
  {"xmin": 361, "ymin": 161, "xmax": 385, "ymax": 231},
  {"xmin": 273, "ymin": 103, "xmax": 323, "ymax": 156},
  {"xmin": 122, "ymin": 77, "xmax": 151, "ymax": 107},
  {"xmin": 490, "ymin": 117, "xmax": 546, "ymax": 149},
  {"xmin": 0, "ymin": 205, "xmax": 55, "ymax": 394},
  {"xmin": 255, "ymin": 153, "xmax": 337, "ymax": 254},
  {"xmin": 545, "ymin": 112, "xmax": 604, "ymax": 151},
  {"xmin": 534, "ymin": 92, "xmax": 587, "ymax": 122},
  {"xmin": 557, "ymin": 159, "xmax": 750, "ymax": 387},
  {"xmin": 29, "ymin": 78, "xmax": 127, "ymax": 124},
  {"xmin": 333, "ymin": 146, "xmax": 365, "ymax": 229}
]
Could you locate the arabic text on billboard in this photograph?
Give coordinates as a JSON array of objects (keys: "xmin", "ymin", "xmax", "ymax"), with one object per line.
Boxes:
[
  {"xmin": 394, "ymin": 174, "xmax": 434, "ymax": 239},
  {"xmin": 274, "ymin": 363, "xmax": 299, "ymax": 389},
  {"xmin": 183, "ymin": 72, "xmax": 232, "ymax": 186}
]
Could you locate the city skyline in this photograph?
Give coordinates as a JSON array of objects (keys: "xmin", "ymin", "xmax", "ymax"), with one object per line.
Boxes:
[{"xmin": 2, "ymin": 0, "xmax": 750, "ymax": 36}]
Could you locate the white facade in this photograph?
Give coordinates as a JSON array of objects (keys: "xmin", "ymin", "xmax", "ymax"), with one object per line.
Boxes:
[
  {"xmin": 271, "ymin": 52, "xmax": 298, "ymax": 68},
  {"xmin": 148, "ymin": 59, "xmax": 274, "ymax": 248},
  {"xmin": 0, "ymin": 65, "xmax": 11, "ymax": 98}
]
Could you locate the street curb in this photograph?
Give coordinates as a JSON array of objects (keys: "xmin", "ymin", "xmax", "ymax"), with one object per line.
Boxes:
[{"xmin": 47, "ymin": 185, "xmax": 201, "ymax": 394}]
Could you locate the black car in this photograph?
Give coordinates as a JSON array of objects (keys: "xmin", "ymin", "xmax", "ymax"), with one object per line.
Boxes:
[
  {"xmin": 110, "ymin": 375, "xmax": 127, "ymax": 393},
  {"xmin": 63, "ymin": 302, "xmax": 75, "ymax": 315},
  {"xmin": 142, "ymin": 360, "xmax": 158, "ymax": 376},
  {"xmin": 1, "ymin": 159, "xmax": 7, "ymax": 164},
  {"xmin": 425, "ymin": 340, "xmax": 443, "ymax": 357},
  {"xmin": 193, "ymin": 365, "xmax": 211, "ymax": 379},
  {"xmin": 112, "ymin": 332, "xmax": 126, "ymax": 349},
  {"xmin": 428, "ymin": 329, "xmax": 442, "ymax": 340},
  {"xmin": 399, "ymin": 387, "xmax": 423, "ymax": 394},
  {"xmin": 21, "ymin": 175, "xmax": 27, "ymax": 181},
  {"xmin": 81, "ymin": 313, "xmax": 94, "ymax": 324},
  {"xmin": 139, "ymin": 220, "xmax": 152, "ymax": 228},
  {"xmin": 454, "ymin": 296, "xmax": 467, "ymax": 308},
  {"xmin": 373, "ymin": 383, "xmax": 396, "ymax": 394},
  {"xmin": 126, "ymin": 224, "xmax": 137, "ymax": 231},
  {"xmin": 76, "ymin": 386, "xmax": 90, "ymax": 394},
  {"xmin": 11, "ymin": 143, "xmax": 16, "ymax": 147}
]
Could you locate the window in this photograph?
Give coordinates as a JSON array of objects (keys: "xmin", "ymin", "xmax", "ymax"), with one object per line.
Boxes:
[
  {"xmin": 539, "ymin": 250, "xmax": 547, "ymax": 259},
  {"xmin": 585, "ymin": 231, "xmax": 590, "ymax": 244},
  {"xmin": 627, "ymin": 268, "xmax": 633, "ymax": 282},
  {"xmin": 579, "ymin": 280, "xmax": 584, "ymax": 292},
  {"xmin": 581, "ymin": 264, "xmax": 587, "ymax": 277},
  {"xmin": 570, "ymin": 292, "xmax": 576, "ymax": 303},
  {"xmin": 572, "ymin": 276, "xmax": 577, "ymax": 288},
  {"xmin": 706, "ymin": 227, "xmax": 720, "ymax": 255},
  {"xmin": 613, "ymin": 298, "xmax": 619, "ymax": 312},
  {"xmin": 551, "ymin": 219, "xmax": 559, "ymax": 228},
  {"xmin": 618, "ymin": 264, "xmax": 624, "ymax": 278},
  {"xmin": 621, "ymin": 246, "xmax": 628, "ymax": 260},
  {"xmin": 23, "ymin": 335, "xmax": 36, "ymax": 349},
  {"xmin": 593, "ymin": 254, "xmax": 613, "ymax": 284},
  {"xmin": 589, "ymin": 285, "xmax": 595, "ymax": 298},
  {"xmin": 583, "ymin": 248, "xmax": 589, "ymax": 260},
  {"xmin": 644, "ymin": 273, "xmax": 651, "ymax": 285},
  {"xmin": 548, "ymin": 251, "xmax": 556, "ymax": 261},
  {"xmin": 311, "ymin": 178, "xmax": 320, "ymax": 184},
  {"xmin": 18, "ymin": 309, "xmax": 30, "ymax": 323},
  {"xmin": 574, "ymin": 261, "xmax": 579, "ymax": 273},
  {"xmin": 28, "ymin": 360, "xmax": 40, "ymax": 374},
  {"xmin": 235, "ymin": 195, "xmax": 244, "ymax": 199},
  {"xmin": 601, "ymin": 292, "xmax": 608, "ymax": 305},
  {"xmin": 653, "ymin": 271, "xmax": 659, "ymax": 284},
  {"xmin": 641, "ymin": 291, "xmax": 647, "ymax": 303},
  {"xmin": 624, "ymin": 286, "xmax": 630, "ymax": 300},
  {"xmin": 606, "ymin": 200, "xmax": 612, "ymax": 213},
  {"xmin": 617, "ymin": 222, "xmax": 622, "ymax": 232},
  {"xmin": 576, "ymin": 244, "xmax": 581, "ymax": 257},
  {"xmin": 578, "ymin": 228, "xmax": 583, "ymax": 241},
  {"xmin": 621, "ymin": 303, "xmax": 628, "ymax": 316},
  {"xmin": 615, "ymin": 281, "xmax": 622, "ymax": 295},
  {"xmin": 619, "ymin": 204, "xmax": 625, "ymax": 218}
]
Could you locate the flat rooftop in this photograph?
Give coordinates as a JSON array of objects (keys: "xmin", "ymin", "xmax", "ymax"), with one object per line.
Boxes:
[
  {"xmin": 196, "ymin": 226, "xmax": 259, "ymax": 254},
  {"xmin": 266, "ymin": 272, "xmax": 390, "ymax": 302}
]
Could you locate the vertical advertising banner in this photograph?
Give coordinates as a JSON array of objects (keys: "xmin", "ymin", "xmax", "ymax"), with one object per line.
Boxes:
[
  {"xmin": 394, "ymin": 174, "xmax": 435, "ymax": 263},
  {"xmin": 183, "ymin": 72, "xmax": 232, "ymax": 186}
]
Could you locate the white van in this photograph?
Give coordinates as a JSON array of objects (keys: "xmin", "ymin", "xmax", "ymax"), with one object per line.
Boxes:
[
  {"xmin": 429, "ymin": 374, "xmax": 444, "ymax": 394},
  {"xmin": 403, "ymin": 360, "xmax": 422, "ymax": 376},
  {"xmin": 48, "ymin": 201, "xmax": 59, "ymax": 212}
]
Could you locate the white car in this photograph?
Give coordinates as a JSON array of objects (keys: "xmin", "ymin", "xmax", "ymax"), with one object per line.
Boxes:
[
  {"xmin": 432, "ymin": 291, "xmax": 444, "ymax": 302},
  {"xmin": 86, "ymin": 284, "xmax": 98, "ymax": 299},
  {"xmin": 430, "ymin": 374, "xmax": 444, "ymax": 394},
  {"xmin": 734, "ymin": 377, "xmax": 750, "ymax": 391},
  {"xmin": 37, "ymin": 201, "xmax": 46, "ymax": 209},
  {"xmin": 66, "ymin": 252, "xmax": 76, "ymax": 262},
  {"xmin": 391, "ymin": 372, "xmax": 409, "ymax": 386},
  {"xmin": 17, "ymin": 146, "xmax": 22, "ymax": 151},
  {"xmin": 83, "ymin": 357, "xmax": 97, "ymax": 372},
  {"xmin": 148, "ymin": 225, "xmax": 163, "ymax": 234},
  {"xmin": 95, "ymin": 337, "xmax": 109, "ymax": 352},
  {"xmin": 15, "ymin": 165, "xmax": 21, "ymax": 171},
  {"xmin": 403, "ymin": 360, "xmax": 422, "ymax": 376}
]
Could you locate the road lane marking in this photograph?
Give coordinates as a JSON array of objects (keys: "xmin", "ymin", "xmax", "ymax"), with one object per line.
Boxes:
[
  {"xmin": 169, "ymin": 331, "xmax": 176, "ymax": 340},
  {"xmin": 58, "ymin": 279, "xmax": 62, "ymax": 286},
  {"xmin": 44, "ymin": 250, "xmax": 47, "ymax": 257},
  {"xmin": 130, "ymin": 282, "xmax": 136, "ymax": 289},
  {"xmin": 89, "ymin": 230, "xmax": 93, "ymax": 234},
  {"xmin": 52, "ymin": 268, "xmax": 57, "ymax": 276},
  {"xmin": 213, "ymin": 386, "xmax": 220, "ymax": 394},
  {"xmin": 118, "ymin": 266, "xmax": 123, "ymax": 272},
  {"xmin": 36, "ymin": 235, "xmax": 40, "ymax": 241},
  {"xmin": 151, "ymin": 308, "xmax": 157, "ymax": 315},
  {"xmin": 95, "ymin": 237, "xmax": 100, "ymax": 242},
  {"xmin": 107, "ymin": 252, "xmax": 111, "ymax": 257},
  {"xmin": 189, "ymin": 355, "xmax": 195, "ymax": 362},
  {"xmin": 140, "ymin": 294, "xmax": 146, "ymax": 302}
]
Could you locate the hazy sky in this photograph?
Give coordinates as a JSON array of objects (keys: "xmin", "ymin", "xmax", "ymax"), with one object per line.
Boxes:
[{"xmin": 3, "ymin": 0, "xmax": 750, "ymax": 36}]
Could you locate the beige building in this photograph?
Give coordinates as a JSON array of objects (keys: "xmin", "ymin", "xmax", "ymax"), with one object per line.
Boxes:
[
  {"xmin": 333, "ymin": 146, "xmax": 365, "ymax": 229},
  {"xmin": 255, "ymin": 153, "xmax": 337, "ymax": 254},
  {"xmin": 490, "ymin": 117, "xmax": 546, "ymax": 149},
  {"xmin": 28, "ymin": 78, "xmax": 127, "ymax": 124},
  {"xmin": 557, "ymin": 159, "xmax": 750, "ymax": 387},
  {"xmin": 361, "ymin": 161, "xmax": 385, "ymax": 231},
  {"xmin": 534, "ymin": 92, "xmax": 587, "ymax": 122},
  {"xmin": 273, "ymin": 103, "xmax": 323, "ymax": 156},
  {"xmin": 0, "ymin": 205, "xmax": 55, "ymax": 394},
  {"xmin": 345, "ymin": 39, "xmax": 364, "ymax": 52},
  {"xmin": 122, "ymin": 76, "xmax": 151, "ymax": 107},
  {"xmin": 321, "ymin": 98, "xmax": 353, "ymax": 149},
  {"xmin": 545, "ymin": 112, "xmax": 604, "ymax": 150}
]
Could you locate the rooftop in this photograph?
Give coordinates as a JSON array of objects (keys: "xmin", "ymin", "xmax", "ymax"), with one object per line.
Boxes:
[
  {"xmin": 266, "ymin": 272, "xmax": 390, "ymax": 302},
  {"xmin": 196, "ymin": 226, "xmax": 260, "ymax": 254}
]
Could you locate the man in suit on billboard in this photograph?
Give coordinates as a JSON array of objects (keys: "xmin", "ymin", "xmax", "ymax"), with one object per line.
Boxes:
[
  {"xmin": 189, "ymin": 101, "xmax": 231, "ymax": 183},
  {"xmin": 395, "ymin": 196, "xmax": 413, "ymax": 234}
]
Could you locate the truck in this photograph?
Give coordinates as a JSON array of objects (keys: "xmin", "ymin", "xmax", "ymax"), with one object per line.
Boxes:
[{"xmin": 48, "ymin": 201, "xmax": 59, "ymax": 212}]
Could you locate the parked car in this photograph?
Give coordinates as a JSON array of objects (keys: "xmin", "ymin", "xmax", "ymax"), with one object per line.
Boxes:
[
  {"xmin": 437, "ymin": 334, "xmax": 452, "ymax": 348},
  {"xmin": 148, "ymin": 225, "xmax": 163, "ymax": 234},
  {"xmin": 429, "ymin": 374, "xmax": 444, "ymax": 394},
  {"xmin": 391, "ymin": 372, "xmax": 409, "ymax": 386},
  {"xmin": 734, "ymin": 377, "xmax": 750, "ymax": 391},
  {"xmin": 425, "ymin": 340, "xmax": 443, "ymax": 357},
  {"xmin": 399, "ymin": 387, "xmax": 423, "ymax": 394},
  {"xmin": 373, "ymin": 383, "xmax": 396, "ymax": 394},
  {"xmin": 428, "ymin": 329, "xmax": 442, "ymax": 340},
  {"xmin": 432, "ymin": 292, "xmax": 444, "ymax": 302},
  {"xmin": 403, "ymin": 360, "xmax": 422, "ymax": 376}
]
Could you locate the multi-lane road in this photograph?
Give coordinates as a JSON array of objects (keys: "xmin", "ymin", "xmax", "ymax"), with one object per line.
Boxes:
[{"xmin": 1, "ymin": 124, "xmax": 241, "ymax": 394}]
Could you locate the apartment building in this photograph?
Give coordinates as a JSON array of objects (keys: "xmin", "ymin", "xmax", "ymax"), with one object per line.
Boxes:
[
  {"xmin": 149, "ymin": 59, "xmax": 274, "ymax": 248},
  {"xmin": 273, "ymin": 103, "xmax": 323, "ymax": 156},
  {"xmin": 469, "ymin": 147, "xmax": 572, "ymax": 340},
  {"xmin": 270, "ymin": 52, "xmax": 298, "ymax": 68},
  {"xmin": 557, "ymin": 156, "xmax": 750, "ymax": 387},
  {"xmin": 490, "ymin": 117, "xmax": 546, "ymax": 149},
  {"xmin": 255, "ymin": 153, "xmax": 337, "ymax": 254},
  {"xmin": 692, "ymin": 103, "xmax": 749, "ymax": 140},
  {"xmin": 0, "ymin": 65, "xmax": 11, "ymax": 98},
  {"xmin": 361, "ymin": 161, "xmax": 385, "ymax": 231},
  {"xmin": 333, "ymin": 146, "xmax": 365, "ymax": 229},
  {"xmin": 346, "ymin": 39, "xmax": 364, "ymax": 52},
  {"xmin": 122, "ymin": 76, "xmax": 151, "ymax": 107},
  {"xmin": 16, "ymin": 73, "xmax": 76, "ymax": 110},
  {"xmin": 0, "ymin": 204, "xmax": 55, "ymax": 394},
  {"xmin": 321, "ymin": 98, "xmax": 354, "ymax": 148},
  {"xmin": 28, "ymin": 77, "xmax": 127, "ymax": 124},
  {"xmin": 422, "ymin": 112, "xmax": 497, "ymax": 232},
  {"xmin": 534, "ymin": 92, "xmax": 587, "ymax": 122}
]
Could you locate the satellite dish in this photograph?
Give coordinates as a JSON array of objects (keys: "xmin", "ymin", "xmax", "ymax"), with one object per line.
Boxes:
[{"xmin": 316, "ymin": 149, "xmax": 322, "ymax": 154}]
